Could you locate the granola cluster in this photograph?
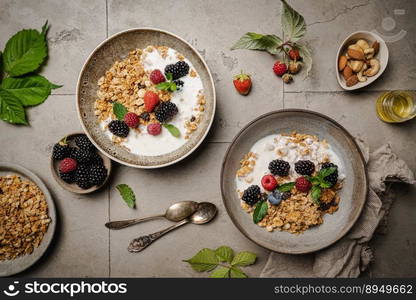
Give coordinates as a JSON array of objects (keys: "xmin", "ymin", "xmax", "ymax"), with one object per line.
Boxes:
[{"xmin": 0, "ymin": 175, "xmax": 51, "ymax": 261}]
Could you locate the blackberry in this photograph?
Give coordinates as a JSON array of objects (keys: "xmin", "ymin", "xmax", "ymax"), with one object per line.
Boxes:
[
  {"xmin": 89, "ymin": 164, "xmax": 107, "ymax": 186},
  {"xmin": 155, "ymin": 101, "xmax": 178, "ymax": 123},
  {"xmin": 108, "ymin": 120, "xmax": 129, "ymax": 137},
  {"xmin": 320, "ymin": 162, "xmax": 338, "ymax": 186},
  {"xmin": 281, "ymin": 191, "xmax": 291, "ymax": 200},
  {"xmin": 89, "ymin": 152, "xmax": 104, "ymax": 166},
  {"xmin": 140, "ymin": 112, "xmax": 150, "ymax": 122},
  {"xmin": 268, "ymin": 159, "xmax": 290, "ymax": 176},
  {"xmin": 241, "ymin": 185, "xmax": 261, "ymax": 206},
  {"xmin": 164, "ymin": 61, "xmax": 190, "ymax": 80},
  {"xmin": 294, "ymin": 160, "xmax": 315, "ymax": 175},
  {"xmin": 72, "ymin": 148, "xmax": 93, "ymax": 164},
  {"xmin": 173, "ymin": 79, "xmax": 184, "ymax": 91},
  {"xmin": 75, "ymin": 134, "xmax": 94, "ymax": 150},
  {"xmin": 75, "ymin": 164, "xmax": 92, "ymax": 189},
  {"xmin": 52, "ymin": 142, "xmax": 70, "ymax": 160},
  {"xmin": 59, "ymin": 171, "xmax": 75, "ymax": 184}
]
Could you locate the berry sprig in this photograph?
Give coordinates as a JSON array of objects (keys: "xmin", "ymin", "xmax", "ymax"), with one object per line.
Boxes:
[
  {"xmin": 305, "ymin": 167, "xmax": 337, "ymax": 204},
  {"xmin": 156, "ymin": 73, "xmax": 178, "ymax": 92}
]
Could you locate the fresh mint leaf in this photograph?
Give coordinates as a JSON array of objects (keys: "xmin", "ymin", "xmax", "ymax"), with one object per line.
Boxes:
[
  {"xmin": 183, "ymin": 248, "xmax": 219, "ymax": 272},
  {"xmin": 0, "ymin": 51, "xmax": 2, "ymax": 75},
  {"xmin": 231, "ymin": 251, "xmax": 257, "ymax": 267},
  {"xmin": 230, "ymin": 266, "xmax": 248, "ymax": 278},
  {"xmin": 281, "ymin": 0, "xmax": 306, "ymax": 42},
  {"xmin": 231, "ymin": 32, "xmax": 283, "ymax": 55},
  {"xmin": 113, "ymin": 102, "xmax": 128, "ymax": 120},
  {"xmin": 320, "ymin": 181, "xmax": 332, "ymax": 189},
  {"xmin": 166, "ymin": 73, "xmax": 173, "ymax": 81},
  {"xmin": 3, "ymin": 28, "xmax": 47, "ymax": 77},
  {"xmin": 0, "ymin": 75, "xmax": 57, "ymax": 106},
  {"xmin": 318, "ymin": 167, "xmax": 337, "ymax": 179},
  {"xmin": 311, "ymin": 185, "xmax": 321, "ymax": 205},
  {"xmin": 253, "ymin": 200, "xmax": 268, "ymax": 224},
  {"xmin": 215, "ymin": 246, "xmax": 234, "ymax": 263},
  {"xmin": 277, "ymin": 182, "xmax": 295, "ymax": 192},
  {"xmin": 115, "ymin": 184, "xmax": 136, "ymax": 208},
  {"xmin": 163, "ymin": 124, "xmax": 180, "ymax": 138},
  {"xmin": 210, "ymin": 266, "xmax": 230, "ymax": 278},
  {"xmin": 0, "ymin": 89, "xmax": 27, "ymax": 124},
  {"xmin": 156, "ymin": 81, "xmax": 177, "ymax": 92}
]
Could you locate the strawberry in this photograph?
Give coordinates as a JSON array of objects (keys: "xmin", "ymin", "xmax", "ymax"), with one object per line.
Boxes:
[
  {"xmin": 124, "ymin": 112, "xmax": 140, "ymax": 128},
  {"xmin": 144, "ymin": 91, "xmax": 160, "ymax": 112},
  {"xmin": 272, "ymin": 61, "xmax": 287, "ymax": 77},
  {"xmin": 233, "ymin": 71, "xmax": 252, "ymax": 95},
  {"xmin": 288, "ymin": 48, "xmax": 301, "ymax": 60},
  {"xmin": 149, "ymin": 69, "xmax": 165, "ymax": 84},
  {"xmin": 59, "ymin": 158, "xmax": 77, "ymax": 173}
]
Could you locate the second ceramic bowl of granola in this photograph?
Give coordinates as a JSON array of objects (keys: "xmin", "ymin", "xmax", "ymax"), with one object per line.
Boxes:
[
  {"xmin": 77, "ymin": 28, "xmax": 216, "ymax": 168},
  {"xmin": 221, "ymin": 109, "xmax": 368, "ymax": 254}
]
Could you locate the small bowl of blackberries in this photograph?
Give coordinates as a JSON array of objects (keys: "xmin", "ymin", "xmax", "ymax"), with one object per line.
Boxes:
[{"xmin": 51, "ymin": 133, "xmax": 112, "ymax": 194}]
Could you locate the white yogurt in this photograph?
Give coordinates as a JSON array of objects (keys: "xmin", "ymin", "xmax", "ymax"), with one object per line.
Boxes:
[
  {"xmin": 236, "ymin": 134, "xmax": 345, "ymax": 193},
  {"xmin": 101, "ymin": 46, "xmax": 204, "ymax": 156}
]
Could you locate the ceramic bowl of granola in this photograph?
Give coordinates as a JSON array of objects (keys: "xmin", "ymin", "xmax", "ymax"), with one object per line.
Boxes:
[
  {"xmin": 77, "ymin": 28, "xmax": 216, "ymax": 168},
  {"xmin": 221, "ymin": 110, "xmax": 367, "ymax": 254},
  {"xmin": 0, "ymin": 162, "xmax": 56, "ymax": 276}
]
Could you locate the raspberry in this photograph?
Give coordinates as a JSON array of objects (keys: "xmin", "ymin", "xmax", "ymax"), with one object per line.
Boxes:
[
  {"xmin": 108, "ymin": 120, "xmax": 129, "ymax": 137},
  {"xmin": 268, "ymin": 159, "xmax": 290, "ymax": 176},
  {"xmin": 59, "ymin": 158, "xmax": 78, "ymax": 173},
  {"xmin": 272, "ymin": 61, "xmax": 287, "ymax": 76},
  {"xmin": 295, "ymin": 176, "xmax": 312, "ymax": 193},
  {"xmin": 295, "ymin": 160, "xmax": 315, "ymax": 175},
  {"xmin": 144, "ymin": 91, "xmax": 160, "ymax": 112},
  {"xmin": 124, "ymin": 112, "xmax": 140, "ymax": 128},
  {"xmin": 74, "ymin": 134, "xmax": 94, "ymax": 150},
  {"xmin": 242, "ymin": 185, "xmax": 261, "ymax": 206},
  {"xmin": 289, "ymin": 49, "xmax": 300, "ymax": 60},
  {"xmin": 149, "ymin": 69, "xmax": 166, "ymax": 84},
  {"xmin": 261, "ymin": 175, "xmax": 278, "ymax": 191},
  {"xmin": 147, "ymin": 123, "xmax": 162, "ymax": 136}
]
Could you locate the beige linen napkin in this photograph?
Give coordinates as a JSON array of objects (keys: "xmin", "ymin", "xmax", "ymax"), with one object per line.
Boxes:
[{"xmin": 260, "ymin": 140, "xmax": 415, "ymax": 278}]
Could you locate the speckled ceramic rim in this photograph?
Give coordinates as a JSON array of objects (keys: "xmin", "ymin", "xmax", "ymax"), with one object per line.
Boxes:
[
  {"xmin": 0, "ymin": 162, "xmax": 56, "ymax": 276},
  {"xmin": 76, "ymin": 28, "xmax": 216, "ymax": 169},
  {"xmin": 221, "ymin": 109, "xmax": 368, "ymax": 254}
]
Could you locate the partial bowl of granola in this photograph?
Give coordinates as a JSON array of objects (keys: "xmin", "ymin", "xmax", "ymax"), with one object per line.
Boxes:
[
  {"xmin": 0, "ymin": 162, "xmax": 56, "ymax": 276},
  {"xmin": 77, "ymin": 28, "xmax": 216, "ymax": 168},
  {"xmin": 221, "ymin": 110, "xmax": 367, "ymax": 254}
]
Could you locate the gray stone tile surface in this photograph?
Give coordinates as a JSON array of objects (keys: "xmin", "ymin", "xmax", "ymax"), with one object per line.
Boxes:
[{"xmin": 0, "ymin": 0, "xmax": 415, "ymax": 277}]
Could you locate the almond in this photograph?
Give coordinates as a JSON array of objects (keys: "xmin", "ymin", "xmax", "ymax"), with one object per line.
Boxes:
[
  {"xmin": 342, "ymin": 65, "xmax": 353, "ymax": 80},
  {"xmin": 347, "ymin": 48, "xmax": 365, "ymax": 60},
  {"xmin": 372, "ymin": 41, "xmax": 380, "ymax": 55},
  {"xmin": 346, "ymin": 75, "xmax": 358, "ymax": 87},
  {"xmin": 338, "ymin": 55, "xmax": 347, "ymax": 71}
]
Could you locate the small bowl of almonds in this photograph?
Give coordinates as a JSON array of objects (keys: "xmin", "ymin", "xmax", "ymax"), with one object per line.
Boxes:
[{"xmin": 336, "ymin": 31, "xmax": 388, "ymax": 90}]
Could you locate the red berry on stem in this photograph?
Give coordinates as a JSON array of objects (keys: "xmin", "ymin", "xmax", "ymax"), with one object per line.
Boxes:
[
  {"xmin": 124, "ymin": 112, "xmax": 140, "ymax": 128},
  {"xmin": 261, "ymin": 174, "xmax": 278, "ymax": 191},
  {"xmin": 289, "ymin": 48, "xmax": 301, "ymax": 60},
  {"xmin": 273, "ymin": 61, "xmax": 288, "ymax": 77}
]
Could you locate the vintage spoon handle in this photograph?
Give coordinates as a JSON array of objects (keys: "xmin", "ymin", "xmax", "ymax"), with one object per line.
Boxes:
[
  {"xmin": 128, "ymin": 219, "xmax": 190, "ymax": 252},
  {"xmin": 105, "ymin": 214, "xmax": 165, "ymax": 230}
]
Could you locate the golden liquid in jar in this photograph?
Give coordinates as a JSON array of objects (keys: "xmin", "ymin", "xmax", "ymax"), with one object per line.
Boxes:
[{"xmin": 376, "ymin": 91, "xmax": 416, "ymax": 123}]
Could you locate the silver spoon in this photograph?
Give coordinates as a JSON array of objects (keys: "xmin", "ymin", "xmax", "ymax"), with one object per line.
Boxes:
[
  {"xmin": 105, "ymin": 201, "xmax": 198, "ymax": 230},
  {"xmin": 128, "ymin": 202, "xmax": 217, "ymax": 253}
]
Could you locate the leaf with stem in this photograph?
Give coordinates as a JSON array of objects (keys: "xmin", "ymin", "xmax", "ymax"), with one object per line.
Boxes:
[
  {"xmin": 231, "ymin": 32, "xmax": 283, "ymax": 55},
  {"xmin": 183, "ymin": 248, "xmax": 219, "ymax": 272},
  {"xmin": 281, "ymin": 0, "xmax": 306, "ymax": 42},
  {"xmin": 0, "ymin": 89, "xmax": 27, "ymax": 124}
]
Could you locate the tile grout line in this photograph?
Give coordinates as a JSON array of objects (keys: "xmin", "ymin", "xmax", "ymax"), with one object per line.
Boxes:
[
  {"xmin": 105, "ymin": 0, "xmax": 110, "ymax": 278},
  {"xmin": 105, "ymin": 0, "xmax": 109, "ymax": 38}
]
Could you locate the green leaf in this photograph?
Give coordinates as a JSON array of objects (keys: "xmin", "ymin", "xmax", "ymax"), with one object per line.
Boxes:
[
  {"xmin": 297, "ymin": 42, "xmax": 313, "ymax": 77},
  {"xmin": 115, "ymin": 184, "xmax": 136, "ymax": 208},
  {"xmin": 252, "ymin": 200, "xmax": 268, "ymax": 224},
  {"xmin": 166, "ymin": 73, "xmax": 173, "ymax": 81},
  {"xmin": 215, "ymin": 246, "xmax": 234, "ymax": 263},
  {"xmin": 231, "ymin": 32, "xmax": 283, "ymax": 55},
  {"xmin": 113, "ymin": 102, "xmax": 128, "ymax": 120},
  {"xmin": 210, "ymin": 266, "xmax": 230, "ymax": 278},
  {"xmin": 231, "ymin": 251, "xmax": 257, "ymax": 267},
  {"xmin": 0, "ymin": 51, "xmax": 2, "ymax": 75},
  {"xmin": 0, "ymin": 74, "xmax": 57, "ymax": 106},
  {"xmin": 41, "ymin": 20, "xmax": 49, "ymax": 37},
  {"xmin": 156, "ymin": 81, "xmax": 177, "ymax": 92},
  {"xmin": 183, "ymin": 248, "xmax": 219, "ymax": 272},
  {"xmin": 0, "ymin": 89, "xmax": 27, "ymax": 124},
  {"xmin": 277, "ymin": 182, "xmax": 295, "ymax": 192},
  {"xmin": 308, "ymin": 176, "xmax": 321, "ymax": 185},
  {"xmin": 281, "ymin": 0, "xmax": 306, "ymax": 42},
  {"xmin": 163, "ymin": 123, "xmax": 180, "ymax": 138},
  {"xmin": 320, "ymin": 181, "xmax": 332, "ymax": 189},
  {"xmin": 3, "ymin": 28, "xmax": 47, "ymax": 77},
  {"xmin": 230, "ymin": 267, "xmax": 248, "ymax": 278},
  {"xmin": 318, "ymin": 167, "xmax": 337, "ymax": 179},
  {"xmin": 311, "ymin": 185, "xmax": 321, "ymax": 205}
]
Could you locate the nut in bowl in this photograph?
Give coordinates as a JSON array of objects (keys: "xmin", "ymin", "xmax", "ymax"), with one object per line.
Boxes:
[{"xmin": 336, "ymin": 31, "xmax": 388, "ymax": 90}]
